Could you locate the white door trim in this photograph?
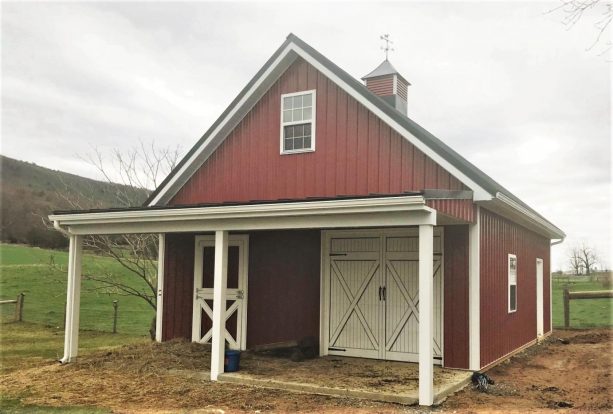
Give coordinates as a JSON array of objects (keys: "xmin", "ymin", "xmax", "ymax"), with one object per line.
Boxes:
[
  {"xmin": 536, "ymin": 258, "xmax": 544, "ymax": 338},
  {"xmin": 192, "ymin": 234, "xmax": 249, "ymax": 350},
  {"xmin": 320, "ymin": 227, "xmax": 444, "ymax": 364}
]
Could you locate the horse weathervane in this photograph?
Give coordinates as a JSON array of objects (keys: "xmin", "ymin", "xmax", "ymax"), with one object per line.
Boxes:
[{"xmin": 380, "ymin": 34, "xmax": 394, "ymax": 60}]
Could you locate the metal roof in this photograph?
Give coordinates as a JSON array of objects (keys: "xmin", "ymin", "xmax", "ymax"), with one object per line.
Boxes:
[{"xmin": 362, "ymin": 59, "xmax": 410, "ymax": 85}]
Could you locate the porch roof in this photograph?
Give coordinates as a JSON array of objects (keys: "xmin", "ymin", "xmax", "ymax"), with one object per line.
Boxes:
[{"xmin": 49, "ymin": 194, "xmax": 436, "ymax": 235}]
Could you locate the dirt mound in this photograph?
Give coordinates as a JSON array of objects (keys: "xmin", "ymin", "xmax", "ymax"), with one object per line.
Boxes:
[{"xmin": 568, "ymin": 331, "xmax": 611, "ymax": 344}]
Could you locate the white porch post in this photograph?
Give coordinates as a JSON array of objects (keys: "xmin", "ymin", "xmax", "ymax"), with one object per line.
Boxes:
[
  {"xmin": 60, "ymin": 234, "xmax": 83, "ymax": 364},
  {"xmin": 418, "ymin": 224, "xmax": 434, "ymax": 406},
  {"xmin": 469, "ymin": 206, "xmax": 481, "ymax": 370},
  {"xmin": 210, "ymin": 230, "xmax": 229, "ymax": 381},
  {"xmin": 155, "ymin": 234, "xmax": 165, "ymax": 342}
]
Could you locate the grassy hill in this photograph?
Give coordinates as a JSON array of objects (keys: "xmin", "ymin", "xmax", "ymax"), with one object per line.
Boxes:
[{"xmin": 0, "ymin": 155, "xmax": 148, "ymax": 248}]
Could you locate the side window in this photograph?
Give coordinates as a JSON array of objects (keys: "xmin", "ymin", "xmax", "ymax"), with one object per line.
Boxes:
[
  {"xmin": 508, "ymin": 254, "xmax": 517, "ymax": 313},
  {"xmin": 280, "ymin": 90, "xmax": 316, "ymax": 154}
]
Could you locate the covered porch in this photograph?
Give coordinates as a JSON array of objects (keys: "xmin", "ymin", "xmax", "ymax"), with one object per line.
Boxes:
[{"xmin": 49, "ymin": 194, "xmax": 473, "ymax": 407}]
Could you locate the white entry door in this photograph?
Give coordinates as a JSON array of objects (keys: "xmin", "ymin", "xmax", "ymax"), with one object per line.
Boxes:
[
  {"xmin": 324, "ymin": 229, "xmax": 443, "ymax": 364},
  {"xmin": 192, "ymin": 235, "xmax": 249, "ymax": 350},
  {"xmin": 536, "ymin": 258, "xmax": 544, "ymax": 337}
]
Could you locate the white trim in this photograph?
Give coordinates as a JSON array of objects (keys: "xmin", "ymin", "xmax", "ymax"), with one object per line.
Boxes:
[
  {"xmin": 280, "ymin": 89, "xmax": 316, "ymax": 154},
  {"xmin": 508, "ymin": 254, "xmax": 517, "ymax": 313},
  {"xmin": 155, "ymin": 233, "xmax": 165, "ymax": 342},
  {"xmin": 60, "ymin": 235, "xmax": 83, "ymax": 364},
  {"xmin": 418, "ymin": 224, "xmax": 434, "ymax": 406},
  {"xmin": 147, "ymin": 40, "xmax": 493, "ymax": 206},
  {"xmin": 468, "ymin": 205, "xmax": 480, "ymax": 371},
  {"xmin": 51, "ymin": 196, "xmax": 436, "ymax": 235},
  {"xmin": 536, "ymin": 258, "xmax": 544, "ymax": 337},
  {"xmin": 211, "ymin": 230, "xmax": 229, "ymax": 381},
  {"xmin": 192, "ymin": 234, "xmax": 249, "ymax": 350}
]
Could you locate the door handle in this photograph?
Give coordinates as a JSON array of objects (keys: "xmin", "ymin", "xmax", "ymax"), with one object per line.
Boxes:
[
  {"xmin": 378, "ymin": 287, "xmax": 382, "ymax": 301},
  {"xmin": 382, "ymin": 286, "xmax": 386, "ymax": 301}
]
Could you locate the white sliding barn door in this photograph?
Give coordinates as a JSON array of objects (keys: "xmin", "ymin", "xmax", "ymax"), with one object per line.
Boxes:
[
  {"xmin": 324, "ymin": 229, "xmax": 443, "ymax": 364},
  {"xmin": 328, "ymin": 236, "xmax": 382, "ymax": 359}
]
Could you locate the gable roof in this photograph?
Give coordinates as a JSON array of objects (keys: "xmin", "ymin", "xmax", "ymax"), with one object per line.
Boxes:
[{"xmin": 144, "ymin": 33, "xmax": 564, "ymax": 239}]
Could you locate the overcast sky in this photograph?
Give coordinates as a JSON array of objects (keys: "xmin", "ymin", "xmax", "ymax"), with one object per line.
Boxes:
[{"xmin": 1, "ymin": 1, "xmax": 611, "ymax": 270}]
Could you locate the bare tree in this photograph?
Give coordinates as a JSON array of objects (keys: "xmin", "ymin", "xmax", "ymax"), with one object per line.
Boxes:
[
  {"xmin": 578, "ymin": 243, "xmax": 599, "ymax": 277},
  {"xmin": 567, "ymin": 243, "xmax": 600, "ymax": 278},
  {"xmin": 548, "ymin": 0, "xmax": 613, "ymax": 54},
  {"xmin": 53, "ymin": 140, "xmax": 180, "ymax": 338},
  {"xmin": 568, "ymin": 246, "xmax": 583, "ymax": 276}
]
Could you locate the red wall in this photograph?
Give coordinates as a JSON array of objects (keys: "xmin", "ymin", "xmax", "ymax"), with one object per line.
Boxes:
[
  {"xmin": 162, "ymin": 233, "xmax": 195, "ymax": 341},
  {"xmin": 170, "ymin": 58, "xmax": 466, "ymax": 206},
  {"xmin": 480, "ymin": 208, "xmax": 551, "ymax": 367},
  {"xmin": 443, "ymin": 225, "xmax": 470, "ymax": 369},
  {"xmin": 247, "ymin": 230, "xmax": 321, "ymax": 347},
  {"xmin": 161, "ymin": 230, "xmax": 321, "ymax": 347}
]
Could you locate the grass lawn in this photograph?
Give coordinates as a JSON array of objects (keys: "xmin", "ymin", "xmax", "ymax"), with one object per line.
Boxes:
[
  {"xmin": 0, "ymin": 244, "xmax": 154, "ymax": 335},
  {"xmin": 552, "ymin": 278, "xmax": 612, "ymax": 328}
]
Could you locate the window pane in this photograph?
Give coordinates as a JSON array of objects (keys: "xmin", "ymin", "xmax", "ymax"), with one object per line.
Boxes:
[
  {"xmin": 510, "ymin": 285, "xmax": 517, "ymax": 311},
  {"xmin": 305, "ymin": 124, "xmax": 311, "ymax": 135},
  {"xmin": 294, "ymin": 124, "xmax": 304, "ymax": 137},
  {"xmin": 294, "ymin": 137, "xmax": 304, "ymax": 149},
  {"xmin": 283, "ymin": 96, "xmax": 293, "ymax": 110},
  {"xmin": 293, "ymin": 95, "xmax": 302, "ymax": 108},
  {"xmin": 304, "ymin": 136, "xmax": 311, "ymax": 149},
  {"xmin": 284, "ymin": 125, "xmax": 294, "ymax": 138},
  {"xmin": 293, "ymin": 108, "xmax": 302, "ymax": 122},
  {"xmin": 303, "ymin": 107, "xmax": 312, "ymax": 120},
  {"xmin": 283, "ymin": 110, "xmax": 292, "ymax": 123},
  {"xmin": 284, "ymin": 138, "xmax": 293, "ymax": 151},
  {"xmin": 303, "ymin": 93, "xmax": 312, "ymax": 107}
]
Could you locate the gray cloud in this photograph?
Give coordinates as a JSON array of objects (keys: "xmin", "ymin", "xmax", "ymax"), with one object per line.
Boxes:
[{"xmin": 2, "ymin": 1, "xmax": 610, "ymax": 270}]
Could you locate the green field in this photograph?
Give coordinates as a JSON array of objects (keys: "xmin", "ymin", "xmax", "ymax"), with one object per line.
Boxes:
[
  {"xmin": 552, "ymin": 277, "xmax": 612, "ymax": 328},
  {"xmin": 0, "ymin": 244, "xmax": 154, "ymax": 335}
]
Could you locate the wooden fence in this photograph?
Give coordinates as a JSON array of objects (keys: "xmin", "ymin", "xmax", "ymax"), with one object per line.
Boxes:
[
  {"xmin": 0, "ymin": 293, "xmax": 25, "ymax": 322},
  {"xmin": 563, "ymin": 289, "xmax": 613, "ymax": 328}
]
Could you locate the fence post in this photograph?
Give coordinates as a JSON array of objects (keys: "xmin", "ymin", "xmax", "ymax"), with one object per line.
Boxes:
[
  {"xmin": 14, "ymin": 293, "xmax": 24, "ymax": 322},
  {"xmin": 563, "ymin": 288, "xmax": 570, "ymax": 328},
  {"xmin": 112, "ymin": 300, "xmax": 118, "ymax": 334}
]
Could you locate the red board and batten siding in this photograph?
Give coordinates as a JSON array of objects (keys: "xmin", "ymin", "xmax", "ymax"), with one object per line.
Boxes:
[
  {"xmin": 170, "ymin": 58, "xmax": 467, "ymax": 206},
  {"xmin": 161, "ymin": 230, "xmax": 321, "ymax": 346},
  {"xmin": 443, "ymin": 225, "xmax": 470, "ymax": 369},
  {"xmin": 479, "ymin": 208, "xmax": 551, "ymax": 368}
]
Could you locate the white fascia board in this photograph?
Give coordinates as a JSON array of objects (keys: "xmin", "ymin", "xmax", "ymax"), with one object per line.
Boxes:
[
  {"xmin": 477, "ymin": 193, "xmax": 565, "ymax": 239},
  {"xmin": 149, "ymin": 40, "xmax": 493, "ymax": 206},
  {"xmin": 50, "ymin": 196, "xmax": 435, "ymax": 235}
]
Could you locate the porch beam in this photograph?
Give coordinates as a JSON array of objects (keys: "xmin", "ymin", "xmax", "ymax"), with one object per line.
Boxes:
[
  {"xmin": 155, "ymin": 234, "xmax": 165, "ymax": 342},
  {"xmin": 418, "ymin": 224, "xmax": 434, "ymax": 406},
  {"xmin": 60, "ymin": 234, "xmax": 83, "ymax": 363},
  {"xmin": 210, "ymin": 230, "xmax": 229, "ymax": 381}
]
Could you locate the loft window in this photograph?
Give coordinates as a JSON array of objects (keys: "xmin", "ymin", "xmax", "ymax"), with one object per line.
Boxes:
[
  {"xmin": 508, "ymin": 254, "xmax": 517, "ymax": 313},
  {"xmin": 280, "ymin": 90, "xmax": 316, "ymax": 154}
]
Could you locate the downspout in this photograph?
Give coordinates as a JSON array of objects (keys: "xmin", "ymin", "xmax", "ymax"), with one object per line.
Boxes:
[{"xmin": 53, "ymin": 219, "xmax": 74, "ymax": 364}]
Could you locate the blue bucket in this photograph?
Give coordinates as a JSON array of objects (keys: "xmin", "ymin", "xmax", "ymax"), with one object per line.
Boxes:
[{"xmin": 224, "ymin": 349, "xmax": 241, "ymax": 372}]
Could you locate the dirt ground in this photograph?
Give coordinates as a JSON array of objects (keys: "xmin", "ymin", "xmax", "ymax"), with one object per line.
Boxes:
[{"xmin": 0, "ymin": 328, "xmax": 611, "ymax": 413}]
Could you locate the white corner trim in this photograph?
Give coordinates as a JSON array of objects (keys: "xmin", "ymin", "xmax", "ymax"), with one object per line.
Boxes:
[
  {"xmin": 468, "ymin": 205, "xmax": 480, "ymax": 371},
  {"xmin": 148, "ymin": 39, "xmax": 493, "ymax": 206},
  {"xmin": 155, "ymin": 233, "xmax": 165, "ymax": 342}
]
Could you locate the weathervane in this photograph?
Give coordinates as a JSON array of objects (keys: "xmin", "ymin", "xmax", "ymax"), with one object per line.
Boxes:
[{"xmin": 380, "ymin": 34, "xmax": 394, "ymax": 60}]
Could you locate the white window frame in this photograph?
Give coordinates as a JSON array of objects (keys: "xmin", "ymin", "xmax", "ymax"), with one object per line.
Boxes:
[
  {"xmin": 508, "ymin": 254, "xmax": 517, "ymax": 313},
  {"xmin": 280, "ymin": 89, "xmax": 316, "ymax": 154}
]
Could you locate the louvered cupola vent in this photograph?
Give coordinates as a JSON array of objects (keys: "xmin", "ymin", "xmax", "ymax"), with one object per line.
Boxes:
[{"xmin": 362, "ymin": 60, "xmax": 410, "ymax": 116}]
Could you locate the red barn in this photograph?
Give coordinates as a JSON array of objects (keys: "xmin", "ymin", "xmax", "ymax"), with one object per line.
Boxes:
[{"xmin": 50, "ymin": 34, "xmax": 564, "ymax": 406}]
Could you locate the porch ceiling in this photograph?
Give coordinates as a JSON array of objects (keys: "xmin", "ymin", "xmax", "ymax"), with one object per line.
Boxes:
[{"xmin": 49, "ymin": 195, "xmax": 436, "ymax": 235}]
